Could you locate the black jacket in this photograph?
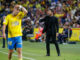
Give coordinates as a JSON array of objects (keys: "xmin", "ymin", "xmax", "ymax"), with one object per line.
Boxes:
[{"xmin": 40, "ymin": 16, "xmax": 59, "ymax": 36}]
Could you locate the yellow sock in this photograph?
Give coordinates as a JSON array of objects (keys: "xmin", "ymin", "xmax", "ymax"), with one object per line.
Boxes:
[{"xmin": 19, "ymin": 58, "xmax": 22, "ymax": 60}]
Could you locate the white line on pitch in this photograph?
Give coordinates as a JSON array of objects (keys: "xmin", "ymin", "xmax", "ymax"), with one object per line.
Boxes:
[
  {"xmin": 0, "ymin": 51, "xmax": 35, "ymax": 60},
  {"xmin": 0, "ymin": 48, "xmax": 42, "ymax": 57},
  {"xmin": 22, "ymin": 52, "xmax": 42, "ymax": 56}
]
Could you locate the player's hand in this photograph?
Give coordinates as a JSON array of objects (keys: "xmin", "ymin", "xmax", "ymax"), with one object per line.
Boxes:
[
  {"xmin": 3, "ymin": 16, "xmax": 6, "ymax": 20},
  {"xmin": 19, "ymin": 5, "xmax": 23, "ymax": 10},
  {"xmin": 3, "ymin": 33, "xmax": 6, "ymax": 39},
  {"xmin": 15, "ymin": 4, "xmax": 20, "ymax": 8},
  {"xmin": 56, "ymin": 33, "xmax": 59, "ymax": 37}
]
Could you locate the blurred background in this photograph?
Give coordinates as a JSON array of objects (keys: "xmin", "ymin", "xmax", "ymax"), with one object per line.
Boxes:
[
  {"xmin": 0, "ymin": 0, "xmax": 80, "ymax": 43},
  {"xmin": 0, "ymin": 0, "xmax": 80, "ymax": 60}
]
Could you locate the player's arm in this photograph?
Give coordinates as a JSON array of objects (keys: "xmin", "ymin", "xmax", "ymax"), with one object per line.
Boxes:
[
  {"xmin": 19, "ymin": 5, "xmax": 28, "ymax": 15},
  {"xmin": 2, "ymin": 16, "xmax": 8, "ymax": 38},
  {"xmin": 2, "ymin": 24, "xmax": 6, "ymax": 38}
]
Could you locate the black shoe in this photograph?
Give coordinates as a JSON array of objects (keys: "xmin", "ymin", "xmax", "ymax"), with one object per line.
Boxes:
[
  {"xmin": 46, "ymin": 54, "xmax": 50, "ymax": 56},
  {"xmin": 2, "ymin": 46, "xmax": 5, "ymax": 48},
  {"xmin": 58, "ymin": 54, "xmax": 60, "ymax": 56}
]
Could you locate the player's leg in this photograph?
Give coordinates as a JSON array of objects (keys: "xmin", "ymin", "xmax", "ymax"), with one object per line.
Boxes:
[
  {"xmin": 8, "ymin": 38, "xmax": 15, "ymax": 60},
  {"xmin": 17, "ymin": 48, "xmax": 22, "ymax": 60},
  {"xmin": 8, "ymin": 49, "xmax": 14, "ymax": 60},
  {"xmin": 16, "ymin": 36, "xmax": 23, "ymax": 60}
]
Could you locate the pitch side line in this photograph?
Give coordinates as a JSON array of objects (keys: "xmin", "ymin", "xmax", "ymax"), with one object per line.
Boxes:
[
  {"xmin": 0, "ymin": 48, "xmax": 42, "ymax": 57},
  {"xmin": 0, "ymin": 51, "xmax": 35, "ymax": 60}
]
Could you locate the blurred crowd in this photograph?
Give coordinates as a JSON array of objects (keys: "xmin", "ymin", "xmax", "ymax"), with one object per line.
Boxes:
[
  {"xmin": 0, "ymin": 0, "xmax": 80, "ymax": 30},
  {"xmin": 0, "ymin": 0, "xmax": 80, "ymax": 42},
  {"xmin": 0, "ymin": 0, "xmax": 80, "ymax": 28}
]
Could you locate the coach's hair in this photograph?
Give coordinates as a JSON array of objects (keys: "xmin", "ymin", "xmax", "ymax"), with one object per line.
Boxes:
[{"xmin": 47, "ymin": 8, "xmax": 54, "ymax": 12}]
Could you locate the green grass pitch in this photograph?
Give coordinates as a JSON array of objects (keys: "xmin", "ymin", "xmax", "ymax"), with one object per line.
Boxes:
[{"xmin": 0, "ymin": 39, "xmax": 80, "ymax": 60}]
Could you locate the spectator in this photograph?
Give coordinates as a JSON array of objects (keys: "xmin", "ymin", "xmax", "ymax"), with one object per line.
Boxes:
[
  {"xmin": 22, "ymin": 17, "xmax": 33, "ymax": 40},
  {"xmin": 0, "ymin": 0, "xmax": 80, "ymax": 41},
  {"xmin": 58, "ymin": 24, "xmax": 72, "ymax": 44}
]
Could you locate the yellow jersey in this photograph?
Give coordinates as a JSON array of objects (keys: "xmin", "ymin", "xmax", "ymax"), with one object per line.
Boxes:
[{"xmin": 3, "ymin": 12, "xmax": 25, "ymax": 38}]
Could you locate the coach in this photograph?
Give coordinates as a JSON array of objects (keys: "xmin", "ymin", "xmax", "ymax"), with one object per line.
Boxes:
[{"xmin": 40, "ymin": 9, "xmax": 60, "ymax": 56}]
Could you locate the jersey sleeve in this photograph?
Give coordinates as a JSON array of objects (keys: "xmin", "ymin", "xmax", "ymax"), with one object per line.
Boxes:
[
  {"xmin": 3, "ymin": 15, "xmax": 9, "ymax": 25},
  {"xmin": 18, "ymin": 12, "xmax": 25, "ymax": 19}
]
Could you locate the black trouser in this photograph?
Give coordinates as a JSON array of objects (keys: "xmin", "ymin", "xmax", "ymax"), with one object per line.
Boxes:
[
  {"xmin": 2, "ymin": 38, "xmax": 5, "ymax": 48},
  {"xmin": 46, "ymin": 34, "xmax": 60, "ymax": 55},
  {"xmin": 2, "ymin": 34, "xmax": 8, "ymax": 48}
]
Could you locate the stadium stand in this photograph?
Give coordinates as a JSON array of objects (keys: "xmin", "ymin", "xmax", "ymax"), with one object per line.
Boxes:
[{"xmin": 0, "ymin": 0, "xmax": 80, "ymax": 41}]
